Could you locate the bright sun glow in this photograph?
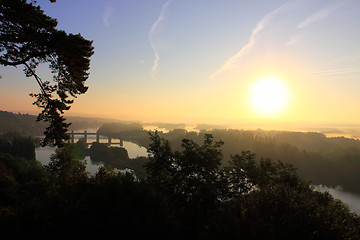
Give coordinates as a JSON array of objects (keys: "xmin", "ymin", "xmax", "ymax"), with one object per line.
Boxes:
[{"xmin": 251, "ymin": 77, "xmax": 288, "ymax": 116}]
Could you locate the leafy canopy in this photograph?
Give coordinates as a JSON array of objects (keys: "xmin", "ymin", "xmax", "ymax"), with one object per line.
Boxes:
[
  {"xmin": 0, "ymin": 0, "xmax": 94, "ymax": 146},
  {"xmin": 145, "ymin": 132, "xmax": 360, "ymax": 239}
]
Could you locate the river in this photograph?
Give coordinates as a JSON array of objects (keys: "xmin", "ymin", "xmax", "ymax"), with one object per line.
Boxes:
[
  {"xmin": 35, "ymin": 129, "xmax": 148, "ymax": 175},
  {"xmin": 314, "ymin": 185, "xmax": 360, "ymax": 215},
  {"xmin": 35, "ymin": 128, "xmax": 360, "ymax": 215}
]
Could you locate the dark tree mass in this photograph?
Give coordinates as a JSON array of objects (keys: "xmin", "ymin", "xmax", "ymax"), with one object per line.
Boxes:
[
  {"xmin": 96, "ymin": 124, "xmax": 360, "ymax": 194},
  {"xmin": 0, "ymin": 133, "xmax": 359, "ymax": 239},
  {"xmin": 0, "ymin": 0, "xmax": 94, "ymax": 146}
]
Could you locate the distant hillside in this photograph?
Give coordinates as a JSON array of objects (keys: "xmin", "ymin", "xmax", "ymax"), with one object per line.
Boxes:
[
  {"xmin": 0, "ymin": 110, "xmax": 46, "ymax": 136},
  {"xmin": 99, "ymin": 124, "xmax": 360, "ymax": 194},
  {"xmin": 0, "ymin": 110, "xmax": 121, "ymax": 136},
  {"xmin": 66, "ymin": 116, "xmax": 123, "ymax": 131}
]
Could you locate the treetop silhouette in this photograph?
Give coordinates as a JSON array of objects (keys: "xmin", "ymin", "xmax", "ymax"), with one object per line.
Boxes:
[{"xmin": 0, "ymin": 0, "xmax": 94, "ymax": 146}]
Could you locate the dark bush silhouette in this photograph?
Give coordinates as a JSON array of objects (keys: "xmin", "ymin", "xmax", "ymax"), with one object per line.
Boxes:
[{"xmin": 0, "ymin": 133, "xmax": 359, "ymax": 239}]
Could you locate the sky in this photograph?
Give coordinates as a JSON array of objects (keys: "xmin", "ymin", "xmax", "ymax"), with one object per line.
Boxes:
[{"xmin": 1, "ymin": 0, "xmax": 360, "ymax": 128}]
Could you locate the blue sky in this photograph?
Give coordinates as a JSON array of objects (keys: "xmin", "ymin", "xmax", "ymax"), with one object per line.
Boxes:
[{"xmin": 1, "ymin": 0, "xmax": 360, "ymax": 126}]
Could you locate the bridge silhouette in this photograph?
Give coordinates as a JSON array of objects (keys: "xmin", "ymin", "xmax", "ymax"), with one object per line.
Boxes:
[{"xmin": 69, "ymin": 130, "xmax": 123, "ymax": 146}]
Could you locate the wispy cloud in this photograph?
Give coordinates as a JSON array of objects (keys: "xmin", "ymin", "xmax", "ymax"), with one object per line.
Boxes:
[
  {"xmin": 149, "ymin": 0, "xmax": 172, "ymax": 80},
  {"xmin": 297, "ymin": 1, "xmax": 346, "ymax": 29},
  {"xmin": 286, "ymin": 34, "xmax": 307, "ymax": 46},
  {"xmin": 210, "ymin": 4, "xmax": 286, "ymax": 80},
  {"xmin": 297, "ymin": 8, "xmax": 333, "ymax": 29},
  {"xmin": 103, "ymin": 4, "xmax": 114, "ymax": 28},
  {"xmin": 303, "ymin": 67, "xmax": 360, "ymax": 77}
]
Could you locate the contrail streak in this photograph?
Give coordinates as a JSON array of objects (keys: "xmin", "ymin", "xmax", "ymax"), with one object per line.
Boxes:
[
  {"xmin": 297, "ymin": 0, "xmax": 348, "ymax": 29},
  {"xmin": 303, "ymin": 68, "xmax": 360, "ymax": 76},
  {"xmin": 297, "ymin": 7, "xmax": 333, "ymax": 29},
  {"xmin": 149, "ymin": 0, "xmax": 172, "ymax": 80},
  {"xmin": 210, "ymin": 3, "xmax": 287, "ymax": 80}
]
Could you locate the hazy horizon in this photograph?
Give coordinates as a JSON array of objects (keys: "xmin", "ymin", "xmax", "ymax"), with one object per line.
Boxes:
[
  {"xmin": 3, "ymin": 108, "xmax": 360, "ymax": 139},
  {"xmin": 1, "ymin": 0, "xmax": 359, "ymax": 131}
]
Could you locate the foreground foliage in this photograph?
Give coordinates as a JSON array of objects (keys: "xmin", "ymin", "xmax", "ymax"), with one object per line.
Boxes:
[
  {"xmin": 102, "ymin": 125, "xmax": 360, "ymax": 194},
  {"xmin": 1, "ymin": 0, "xmax": 94, "ymax": 146},
  {"xmin": 0, "ymin": 134, "xmax": 359, "ymax": 239}
]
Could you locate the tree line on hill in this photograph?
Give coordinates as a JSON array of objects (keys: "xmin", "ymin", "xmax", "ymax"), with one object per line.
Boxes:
[
  {"xmin": 0, "ymin": 110, "xmax": 46, "ymax": 136},
  {"xmin": 0, "ymin": 110, "xmax": 114, "ymax": 137},
  {"xmin": 98, "ymin": 123, "xmax": 360, "ymax": 194}
]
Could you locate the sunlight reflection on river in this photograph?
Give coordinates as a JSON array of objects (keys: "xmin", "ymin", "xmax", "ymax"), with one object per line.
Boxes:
[
  {"xmin": 36, "ymin": 144, "xmax": 360, "ymax": 214},
  {"xmin": 314, "ymin": 185, "xmax": 360, "ymax": 215},
  {"xmin": 35, "ymin": 129, "xmax": 360, "ymax": 215},
  {"xmin": 35, "ymin": 141, "xmax": 148, "ymax": 175},
  {"xmin": 35, "ymin": 128, "xmax": 148, "ymax": 175}
]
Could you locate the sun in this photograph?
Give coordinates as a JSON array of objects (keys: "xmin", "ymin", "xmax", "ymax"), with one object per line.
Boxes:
[{"xmin": 250, "ymin": 76, "xmax": 288, "ymax": 116}]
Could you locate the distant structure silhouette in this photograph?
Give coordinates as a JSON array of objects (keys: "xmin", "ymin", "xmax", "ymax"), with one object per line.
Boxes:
[{"xmin": 69, "ymin": 130, "xmax": 123, "ymax": 146}]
